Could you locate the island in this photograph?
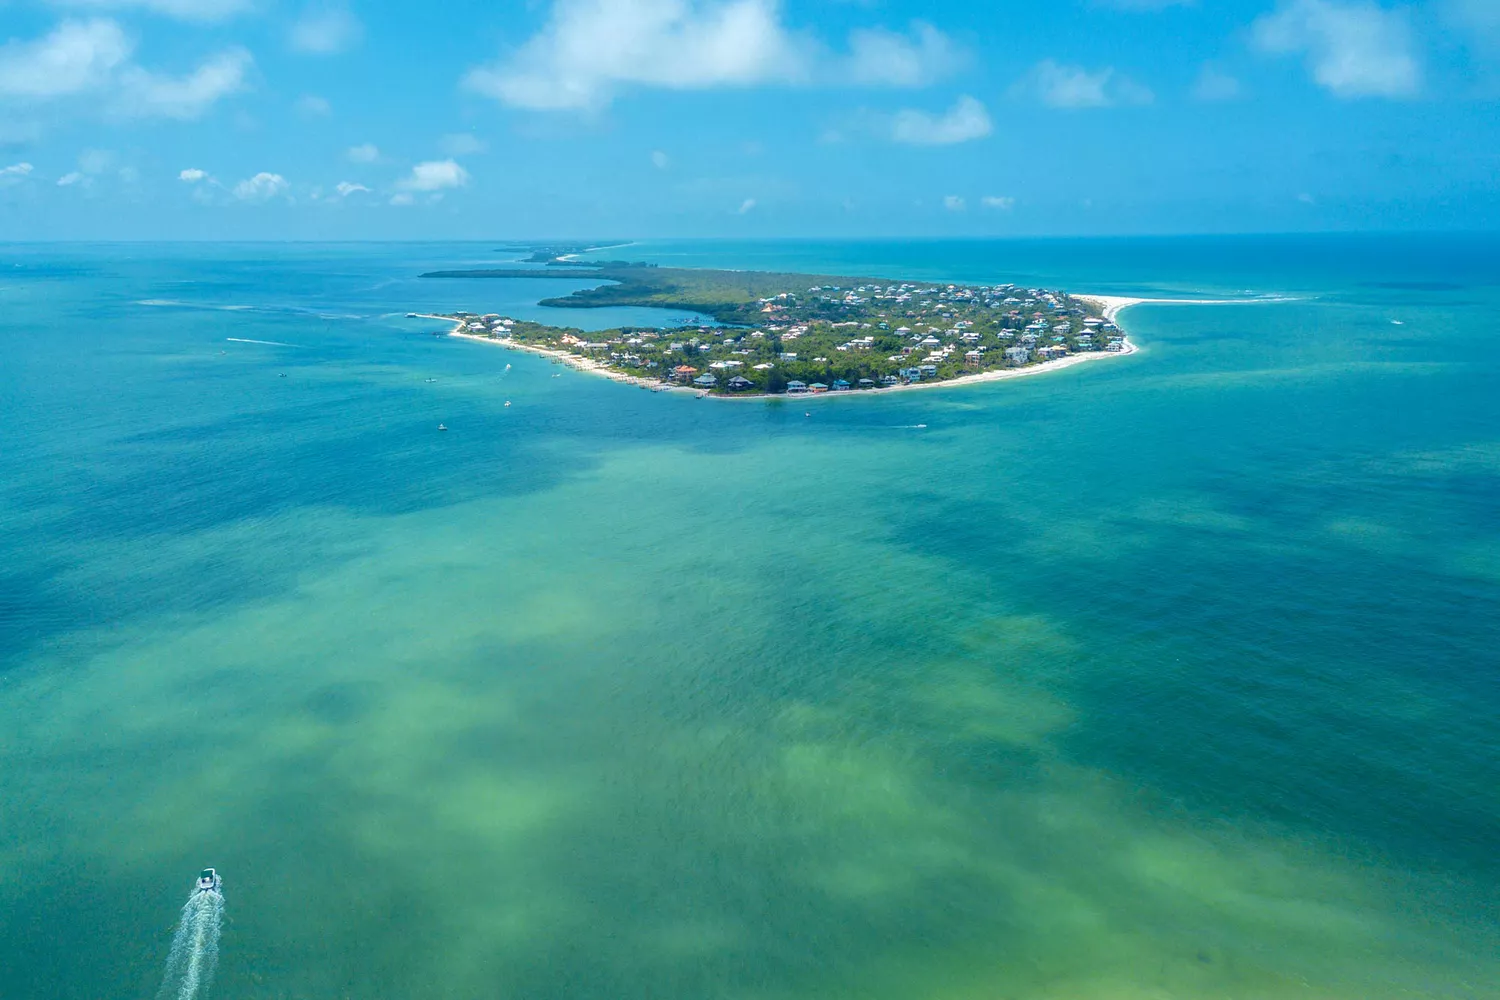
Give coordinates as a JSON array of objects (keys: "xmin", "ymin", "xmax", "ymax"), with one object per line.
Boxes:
[{"xmin": 418, "ymin": 260, "xmax": 1136, "ymax": 396}]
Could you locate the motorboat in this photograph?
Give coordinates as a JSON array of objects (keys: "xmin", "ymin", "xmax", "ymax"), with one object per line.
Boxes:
[
  {"xmin": 195, "ymin": 868, "xmax": 221, "ymax": 893},
  {"xmin": 438, "ymin": 423, "xmax": 448, "ymax": 431}
]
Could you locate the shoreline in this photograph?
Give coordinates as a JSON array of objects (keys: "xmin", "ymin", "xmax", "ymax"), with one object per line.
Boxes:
[{"xmin": 422, "ymin": 302, "xmax": 1141, "ymax": 400}]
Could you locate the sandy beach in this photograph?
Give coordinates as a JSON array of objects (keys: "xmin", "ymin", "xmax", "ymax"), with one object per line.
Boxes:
[{"xmin": 427, "ymin": 302, "xmax": 1141, "ymax": 400}]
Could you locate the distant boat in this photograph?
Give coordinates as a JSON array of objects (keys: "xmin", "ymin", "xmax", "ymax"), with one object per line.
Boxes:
[
  {"xmin": 504, "ymin": 401, "xmax": 511, "ymax": 407},
  {"xmin": 424, "ymin": 378, "xmax": 437, "ymax": 383},
  {"xmin": 438, "ymin": 423, "xmax": 448, "ymax": 431},
  {"xmin": 195, "ymin": 868, "xmax": 221, "ymax": 894},
  {"xmin": 406, "ymin": 313, "xmax": 418, "ymax": 318},
  {"xmin": 278, "ymin": 373, "xmax": 287, "ymax": 378}
]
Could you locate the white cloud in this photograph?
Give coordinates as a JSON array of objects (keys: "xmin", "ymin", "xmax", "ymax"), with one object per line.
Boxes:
[
  {"xmin": 232, "ymin": 171, "xmax": 287, "ymax": 200},
  {"xmin": 981, "ymin": 195, "xmax": 1015, "ymax": 210},
  {"xmin": 844, "ymin": 21, "xmax": 958, "ymax": 87},
  {"xmin": 0, "ymin": 20, "xmax": 244, "ymax": 121},
  {"xmin": 651, "ymin": 149, "xmax": 670, "ymax": 168},
  {"xmin": 50, "ymin": 149, "xmax": 115, "ymax": 188},
  {"xmin": 46, "ymin": 0, "xmax": 256, "ymax": 23},
  {"xmin": 179, "ymin": 167, "xmax": 208, "ymax": 182},
  {"xmin": 465, "ymin": 1, "xmax": 969, "ymax": 110},
  {"xmin": 1191, "ymin": 63, "xmax": 1244, "ymax": 101},
  {"xmin": 0, "ymin": 19, "xmax": 131, "ymax": 98},
  {"xmin": 1298, "ymin": 191, "xmax": 1317, "ymax": 203},
  {"xmin": 114, "ymin": 47, "xmax": 251, "ymax": 119},
  {"xmin": 346, "ymin": 142, "xmax": 379, "ymax": 163},
  {"xmin": 943, "ymin": 194, "xmax": 965, "ymax": 211},
  {"xmin": 464, "ymin": 0, "xmax": 808, "ymax": 110},
  {"xmin": 439, "ymin": 133, "xmax": 485, "ymax": 155},
  {"xmin": 1016, "ymin": 60, "xmax": 1154, "ymax": 108},
  {"xmin": 395, "ymin": 159, "xmax": 469, "ymax": 191},
  {"xmin": 389, "ymin": 192, "xmax": 414, "ymax": 206},
  {"xmin": 294, "ymin": 93, "xmax": 331, "ymax": 116},
  {"xmin": 1252, "ymin": 0, "xmax": 1420, "ymax": 98},
  {"xmin": 335, "ymin": 180, "xmax": 369, "ymax": 196},
  {"xmin": 0, "ymin": 161, "xmax": 34, "ymax": 177},
  {"xmin": 890, "ymin": 94, "xmax": 991, "ymax": 145},
  {"xmin": 737, "ymin": 197, "xmax": 756, "ymax": 214},
  {"xmin": 289, "ymin": 4, "xmax": 362, "ymax": 55}
]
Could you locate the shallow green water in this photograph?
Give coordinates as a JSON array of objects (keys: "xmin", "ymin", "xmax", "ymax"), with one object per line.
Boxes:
[{"xmin": 0, "ymin": 239, "xmax": 1496, "ymax": 999}]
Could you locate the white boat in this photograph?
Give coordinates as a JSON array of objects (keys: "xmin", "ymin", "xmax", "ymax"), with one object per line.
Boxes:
[
  {"xmin": 438, "ymin": 423, "xmax": 448, "ymax": 431},
  {"xmin": 195, "ymin": 868, "xmax": 221, "ymax": 894}
]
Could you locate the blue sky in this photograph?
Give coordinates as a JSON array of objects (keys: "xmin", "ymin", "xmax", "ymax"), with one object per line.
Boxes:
[{"xmin": 1, "ymin": 0, "xmax": 1497, "ymax": 238}]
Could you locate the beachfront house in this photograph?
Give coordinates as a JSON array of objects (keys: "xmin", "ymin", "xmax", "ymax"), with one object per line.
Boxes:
[
  {"xmin": 785, "ymin": 380, "xmax": 809, "ymax": 394},
  {"xmin": 693, "ymin": 374, "xmax": 718, "ymax": 387},
  {"xmin": 727, "ymin": 375, "xmax": 754, "ymax": 391}
]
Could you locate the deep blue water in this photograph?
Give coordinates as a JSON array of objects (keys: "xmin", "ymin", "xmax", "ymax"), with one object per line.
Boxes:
[{"xmin": 0, "ymin": 237, "xmax": 1496, "ymax": 1000}]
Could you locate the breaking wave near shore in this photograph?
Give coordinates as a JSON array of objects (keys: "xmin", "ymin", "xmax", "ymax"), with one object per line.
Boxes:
[{"xmin": 157, "ymin": 882, "xmax": 223, "ymax": 1000}]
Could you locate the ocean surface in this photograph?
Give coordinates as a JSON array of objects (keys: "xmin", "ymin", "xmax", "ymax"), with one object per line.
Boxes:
[{"xmin": 0, "ymin": 236, "xmax": 1496, "ymax": 1000}]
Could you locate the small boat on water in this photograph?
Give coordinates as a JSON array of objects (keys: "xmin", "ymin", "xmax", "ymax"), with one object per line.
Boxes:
[
  {"xmin": 406, "ymin": 313, "xmax": 418, "ymax": 318},
  {"xmin": 438, "ymin": 423, "xmax": 448, "ymax": 431},
  {"xmin": 503, "ymin": 401, "xmax": 511, "ymax": 407},
  {"xmin": 195, "ymin": 868, "xmax": 221, "ymax": 894}
]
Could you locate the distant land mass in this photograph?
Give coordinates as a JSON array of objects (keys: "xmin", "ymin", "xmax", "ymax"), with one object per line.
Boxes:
[{"xmin": 419, "ymin": 259, "xmax": 1134, "ymax": 397}]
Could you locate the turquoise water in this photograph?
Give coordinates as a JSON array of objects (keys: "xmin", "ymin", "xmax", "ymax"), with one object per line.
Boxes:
[{"xmin": 1, "ymin": 237, "xmax": 1497, "ymax": 999}]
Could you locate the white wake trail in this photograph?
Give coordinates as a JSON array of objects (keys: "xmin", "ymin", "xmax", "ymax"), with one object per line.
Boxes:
[
  {"xmin": 226, "ymin": 337, "xmax": 299, "ymax": 347},
  {"xmin": 158, "ymin": 888, "xmax": 223, "ymax": 1000}
]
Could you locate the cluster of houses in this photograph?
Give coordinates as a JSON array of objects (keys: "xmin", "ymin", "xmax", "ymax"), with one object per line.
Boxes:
[
  {"xmin": 448, "ymin": 277, "xmax": 1125, "ymax": 396},
  {"xmin": 451, "ymin": 312, "xmax": 513, "ymax": 337}
]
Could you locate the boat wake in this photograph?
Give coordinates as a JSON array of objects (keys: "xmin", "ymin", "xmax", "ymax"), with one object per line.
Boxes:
[
  {"xmin": 226, "ymin": 337, "xmax": 299, "ymax": 348},
  {"xmin": 157, "ymin": 883, "xmax": 223, "ymax": 1000}
]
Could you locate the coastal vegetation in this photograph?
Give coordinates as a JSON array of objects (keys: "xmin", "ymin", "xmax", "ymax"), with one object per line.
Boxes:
[{"xmin": 421, "ymin": 260, "xmax": 1128, "ymax": 395}]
